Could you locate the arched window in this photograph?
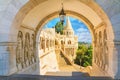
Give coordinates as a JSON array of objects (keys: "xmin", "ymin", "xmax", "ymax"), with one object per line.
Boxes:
[
  {"xmin": 68, "ymin": 41, "xmax": 69, "ymax": 44},
  {"xmin": 69, "ymin": 40, "xmax": 71, "ymax": 44},
  {"xmin": 61, "ymin": 40, "xmax": 63, "ymax": 45},
  {"xmin": 64, "ymin": 41, "xmax": 65, "ymax": 44},
  {"xmin": 50, "ymin": 40, "xmax": 52, "ymax": 47},
  {"xmin": 40, "ymin": 37, "xmax": 42, "ymax": 49},
  {"xmin": 42, "ymin": 38, "xmax": 45, "ymax": 50},
  {"xmin": 68, "ymin": 40, "xmax": 71, "ymax": 44},
  {"xmin": 67, "ymin": 32, "xmax": 68, "ymax": 35}
]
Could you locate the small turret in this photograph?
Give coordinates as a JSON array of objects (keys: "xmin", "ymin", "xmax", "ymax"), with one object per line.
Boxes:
[{"xmin": 63, "ymin": 17, "xmax": 74, "ymax": 36}]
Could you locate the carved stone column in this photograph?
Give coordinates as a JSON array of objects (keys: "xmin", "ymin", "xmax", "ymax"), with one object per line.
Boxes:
[
  {"xmin": 113, "ymin": 41, "xmax": 120, "ymax": 79},
  {"xmin": 92, "ymin": 40, "xmax": 95, "ymax": 65}
]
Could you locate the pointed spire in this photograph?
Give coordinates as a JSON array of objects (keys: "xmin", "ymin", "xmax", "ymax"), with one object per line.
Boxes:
[{"xmin": 64, "ymin": 17, "xmax": 73, "ymax": 30}]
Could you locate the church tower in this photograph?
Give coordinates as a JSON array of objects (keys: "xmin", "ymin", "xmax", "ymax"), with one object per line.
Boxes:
[{"xmin": 63, "ymin": 17, "xmax": 74, "ymax": 37}]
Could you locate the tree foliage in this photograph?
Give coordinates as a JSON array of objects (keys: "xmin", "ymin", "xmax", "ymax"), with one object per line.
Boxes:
[
  {"xmin": 55, "ymin": 22, "xmax": 64, "ymax": 34},
  {"xmin": 74, "ymin": 43, "xmax": 92, "ymax": 67}
]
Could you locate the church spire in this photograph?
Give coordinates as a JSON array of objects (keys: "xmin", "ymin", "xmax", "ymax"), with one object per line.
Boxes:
[
  {"xmin": 63, "ymin": 16, "xmax": 74, "ymax": 36},
  {"xmin": 64, "ymin": 17, "xmax": 74, "ymax": 31}
]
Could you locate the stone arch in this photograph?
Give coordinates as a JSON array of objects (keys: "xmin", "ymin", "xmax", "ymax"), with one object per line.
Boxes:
[
  {"xmin": 36, "ymin": 10, "xmax": 95, "ymax": 42},
  {"xmin": 0, "ymin": 0, "xmax": 120, "ymax": 79}
]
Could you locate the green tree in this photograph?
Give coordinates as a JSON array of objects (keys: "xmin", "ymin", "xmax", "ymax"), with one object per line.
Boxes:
[
  {"xmin": 74, "ymin": 43, "xmax": 93, "ymax": 67},
  {"xmin": 55, "ymin": 22, "xmax": 64, "ymax": 34}
]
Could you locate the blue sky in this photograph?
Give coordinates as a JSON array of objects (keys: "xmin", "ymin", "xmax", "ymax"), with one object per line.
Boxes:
[{"xmin": 43, "ymin": 16, "xmax": 92, "ymax": 43}]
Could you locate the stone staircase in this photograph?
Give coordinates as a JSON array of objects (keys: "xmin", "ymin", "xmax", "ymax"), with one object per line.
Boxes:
[{"xmin": 58, "ymin": 52, "xmax": 71, "ymax": 66}]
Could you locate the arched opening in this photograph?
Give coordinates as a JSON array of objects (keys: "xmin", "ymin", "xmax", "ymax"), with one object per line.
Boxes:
[
  {"xmin": 38, "ymin": 15, "xmax": 93, "ymax": 75},
  {"xmin": 1, "ymin": 0, "xmax": 118, "ymax": 79},
  {"xmin": 15, "ymin": 5, "xmax": 112, "ymax": 78}
]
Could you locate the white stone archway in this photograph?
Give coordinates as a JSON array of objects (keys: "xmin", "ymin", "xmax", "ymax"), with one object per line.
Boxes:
[{"xmin": 0, "ymin": 0, "xmax": 120, "ymax": 79}]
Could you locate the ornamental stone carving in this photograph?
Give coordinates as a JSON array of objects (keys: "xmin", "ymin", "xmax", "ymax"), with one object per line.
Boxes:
[
  {"xmin": 16, "ymin": 31, "xmax": 24, "ymax": 69},
  {"xmin": 24, "ymin": 32, "xmax": 30, "ymax": 66},
  {"xmin": 104, "ymin": 30, "xmax": 108, "ymax": 71},
  {"xmin": 30, "ymin": 34, "xmax": 36, "ymax": 63}
]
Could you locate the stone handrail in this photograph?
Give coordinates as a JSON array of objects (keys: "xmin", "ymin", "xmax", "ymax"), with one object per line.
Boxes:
[
  {"xmin": 59, "ymin": 48, "xmax": 84, "ymax": 72},
  {"xmin": 59, "ymin": 49, "xmax": 73, "ymax": 65}
]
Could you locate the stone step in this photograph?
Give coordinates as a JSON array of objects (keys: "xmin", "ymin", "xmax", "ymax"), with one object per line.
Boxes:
[
  {"xmin": 0, "ymin": 74, "xmax": 113, "ymax": 80},
  {"xmin": 45, "ymin": 71, "xmax": 88, "ymax": 76}
]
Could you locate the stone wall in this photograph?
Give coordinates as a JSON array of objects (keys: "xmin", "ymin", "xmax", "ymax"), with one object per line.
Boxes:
[
  {"xmin": 95, "ymin": 0, "xmax": 120, "ymax": 78},
  {"xmin": 8, "ymin": 25, "xmax": 39, "ymax": 75},
  {"xmin": 14, "ymin": 26, "xmax": 37, "ymax": 73},
  {"xmin": 39, "ymin": 51, "xmax": 59, "ymax": 75},
  {"xmin": 0, "ymin": 0, "xmax": 29, "ymax": 75}
]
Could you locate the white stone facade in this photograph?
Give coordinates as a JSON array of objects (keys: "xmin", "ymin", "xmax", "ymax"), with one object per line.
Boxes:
[{"xmin": 39, "ymin": 17, "xmax": 78, "ymax": 74}]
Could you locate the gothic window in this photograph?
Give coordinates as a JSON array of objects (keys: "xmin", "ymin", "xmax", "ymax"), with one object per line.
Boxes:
[
  {"xmin": 50, "ymin": 40, "xmax": 52, "ymax": 47},
  {"xmin": 55, "ymin": 40, "xmax": 57, "ymax": 45},
  {"xmin": 67, "ymin": 31, "xmax": 68, "ymax": 35},
  {"xmin": 46, "ymin": 39, "xmax": 48, "ymax": 48},
  {"xmin": 42, "ymin": 38, "xmax": 45, "ymax": 51},
  {"xmin": 48, "ymin": 39, "xmax": 50, "ymax": 48},
  {"xmin": 61, "ymin": 40, "xmax": 63, "ymax": 45},
  {"xmin": 68, "ymin": 40, "xmax": 71, "ymax": 44},
  {"xmin": 68, "ymin": 41, "xmax": 69, "ymax": 44},
  {"xmin": 69, "ymin": 40, "xmax": 71, "ymax": 44},
  {"xmin": 40, "ymin": 37, "xmax": 44, "ymax": 49}
]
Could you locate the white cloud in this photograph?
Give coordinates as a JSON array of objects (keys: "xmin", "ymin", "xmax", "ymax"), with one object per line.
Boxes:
[
  {"xmin": 76, "ymin": 27, "xmax": 88, "ymax": 32},
  {"xmin": 75, "ymin": 27, "xmax": 92, "ymax": 43}
]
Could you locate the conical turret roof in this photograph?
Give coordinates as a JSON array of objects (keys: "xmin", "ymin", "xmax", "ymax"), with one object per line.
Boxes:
[{"xmin": 64, "ymin": 17, "xmax": 74, "ymax": 31}]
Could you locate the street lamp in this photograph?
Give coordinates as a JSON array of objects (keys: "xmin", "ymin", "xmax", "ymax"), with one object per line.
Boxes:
[{"xmin": 59, "ymin": 3, "xmax": 66, "ymax": 25}]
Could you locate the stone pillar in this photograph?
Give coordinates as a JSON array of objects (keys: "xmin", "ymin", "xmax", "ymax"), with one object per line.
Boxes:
[
  {"xmin": 0, "ymin": 45, "xmax": 9, "ymax": 75},
  {"xmin": 113, "ymin": 41, "xmax": 120, "ymax": 79},
  {"xmin": 92, "ymin": 40, "xmax": 95, "ymax": 65},
  {"xmin": 0, "ymin": 42, "xmax": 17, "ymax": 75},
  {"xmin": 44, "ymin": 37, "xmax": 46, "ymax": 52}
]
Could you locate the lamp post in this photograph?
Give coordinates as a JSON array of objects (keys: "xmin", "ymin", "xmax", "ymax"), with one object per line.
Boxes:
[{"xmin": 59, "ymin": 3, "xmax": 66, "ymax": 25}]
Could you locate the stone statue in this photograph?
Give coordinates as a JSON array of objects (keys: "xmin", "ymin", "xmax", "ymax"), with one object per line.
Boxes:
[
  {"xmin": 16, "ymin": 31, "xmax": 24, "ymax": 69},
  {"xmin": 24, "ymin": 32, "xmax": 30, "ymax": 66},
  {"xmin": 30, "ymin": 34, "xmax": 36, "ymax": 63},
  {"xmin": 104, "ymin": 30, "xmax": 108, "ymax": 71}
]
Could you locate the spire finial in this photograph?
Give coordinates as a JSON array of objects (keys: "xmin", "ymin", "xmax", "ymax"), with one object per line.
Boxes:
[
  {"xmin": 62, "ymin": 2, "xmax": 63, "ymax": 6},
  {"xmin": 59, "ymin": 0, "xmax": 66, "ymax": 25}
]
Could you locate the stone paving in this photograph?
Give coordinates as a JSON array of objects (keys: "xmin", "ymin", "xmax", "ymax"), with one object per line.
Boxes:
[{"xmin": 59, "ymin": 65, "xmax": 78, "ymax": 72}]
